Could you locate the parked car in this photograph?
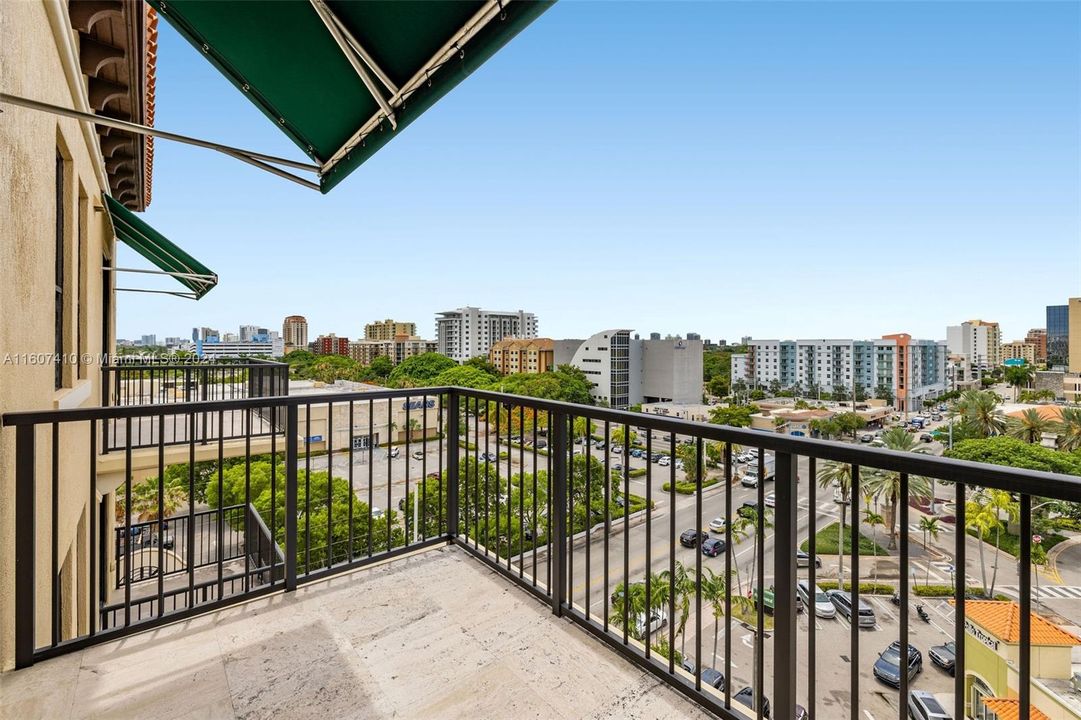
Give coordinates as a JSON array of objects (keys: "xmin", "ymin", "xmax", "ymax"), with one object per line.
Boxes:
[
  {"xmin": 908, "ymin": 690, "xmax": 952, "ymax": 720},
  {"xmin": 371, "ymin": 506, "xmax": 384, "ymax": 518},
  {"xmin": 635, "ymin": 608, "xmax": 667, "ymax": 638},
  {"xmin": 386, "ymin": 447, "xmax": 400, "ymax": 459},
  {"xmin": 827, "ymin": 590, "xmax": 876, "ymax": 627},
  {"xmin": 700, "ymin": 667, "xmax": 726, "ymax": 690},
  {"xmin": 833, "ymin": 488, "xmax": 850, "ymax": 504},
  {"xmin": 919, "ymin": 433, "xmax": 933, "ymax": 443},
  {"xmin": 797, "ymin": 581, "xmax": 835, "ymax": 618},
  {"xmin": 741, "ymin": 473, "xmax": 760, "ymax": 488},
  {"xmin": 612, "ymin": 463, "xmax": 624, "ymax": 472},
  {"xmin": 928, "ymin": 640, "xmax": 956, "ymax": 675},
  {"xmin": 535, "ymin": 440, "xmax": 547, "ymax": 449},
  {"xmin": 708, "ymin": 517, "xmax": 727, "ymax": 533},
  {"xmin": 764, "ymin": 492, "xmax": 776, "ymax": 508},
  {"xmin": 738, "ymin": 501, "xmax": 760, "ymax": 519},
  {"xmin": 872, "ymin": 641, "xmax": 922, "ymax": 688},
  {"xmin": 733, "ymin": 687, "xmax": 770, "ymax": 718},
  {"xmin": 679, "ymin": 529, "xmax": 707, "ymax": 548},
  {"xmin": 675, "ymin": 459, "xmax": 685, "ymax": 471},
  {"xmin": 650, "ymin": 453, "xmax": 662, "ymax": 463},
  {"xmin": 859, "ymin": 433, "xmax": 874, "ymax": 443},
  {"xmin": 658, "ymin": 456, "xmax": 671, "ymax": 467},
  {"xmin": 629, "ymin": 449, "xmax": 642, "ymax": 458},
  {"xmin": 411, "ymin": 450, "xmax": 424, "ymax": 460},
  {"xmin": 701, "ymin": 538, "xmax": 727, "ymax": 557},
  {"xmin": 795, "ymin": 550, "xmax": 821, "ymax": 568},
  {"xmin": 594, "ymin": 440, "xmax": 605, "ymax": 449},
  {"xmin": 483, "ymin": 452, "xmax": 498, "ymax": 462},
  {"xmin": 612, "ymin": 444, "xmax": 622, "ymax": 454}
]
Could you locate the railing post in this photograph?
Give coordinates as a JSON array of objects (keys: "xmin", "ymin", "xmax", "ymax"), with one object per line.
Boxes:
[
  {"xmin": 550, "ymin": 409, "xmax": 568, "ymax": 616},
  {"xmin": 446, "ymin": 391, "xmax": 459, "ymax": 540},
  {"xmin": 285, "ymin": 404, "xmax": 298, "ymax": 591},
  {"xmin": 773, "ymin": 451, "xmax": 798, "ymax": 719},
  {"xmin": 14, "ymin": 424, "xmax": 36, "ymax": 668}
]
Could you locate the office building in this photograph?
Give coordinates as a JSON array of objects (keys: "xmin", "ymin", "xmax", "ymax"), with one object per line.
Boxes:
[
  {"xmin": 488, "ymin": 338, "xmax": 555, "ymax": 375},
  {"xmin": 198, "ymin": 338, "xmax": 284, "ymax": 359},
  {"xmin": 138, "ymin": 334, "xmax": 157, "ymax": 347},
  {"xmin": 193, "ymin": 326, "xmax": 219, "ymax": 343},
  {"xmin": 282, "ymin": 315, "xmax": 309, "ymax": 352},
  {"xmin": 1001, "ymin": 341, "xmax": 1036, "ymax": 366},
  {"xmin": 239, "ymin": 325, "xmax": 258, "ymax": 342},
  {"xmin": 1069, "ymin": 298, "xmax": 1081, "ymax": 374},
  {"xmin": 314, "ymin": 334, "xmax": 350, "ymax": 356},
  {"xmin": 1046, "ymin": 305, "xmax": 1069, "ymax": 368},
  {"xmin": 1025, "ymin": 328, "xmax": 1047, "ymax": 364},
  {"xmin": 435, "ymin": 307, "xmax": 537, "ymax": 363},
  {"xmin": 348, "ymin": 336, "xmax": 437, "ymax": 366},
  {"xmin": 946, "ymin": 319, "xmax": 1002, "ymax": 369},
  {"xmin": 364, "ymin": 319, "xmax": 416, "ymax": 341},
  {"xmin": 552, "ymin": 330, "xmax": 703, "ymax": 409}
]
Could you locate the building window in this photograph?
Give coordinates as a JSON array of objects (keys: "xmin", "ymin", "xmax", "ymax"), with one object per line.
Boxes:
[{"xmin": 55, "ymin": 152, "xmax": 65, "ymax": 389}]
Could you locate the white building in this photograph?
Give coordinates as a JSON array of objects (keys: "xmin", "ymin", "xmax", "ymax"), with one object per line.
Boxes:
[
  {"xmin": 554, "ymin": 330, "xmax": 703, "ymax": 409},
  {"xmin": 729, "ymin": 354, "xmax": 749, "ymax": 387},
  {"xmin": 197, "ymin": 338, "xmax": 285, "ymax": 359},
  {"xmin": 435, "ymin": 306, "xmax": 537, "ymax": 362},
  {"xmin": 946, "ymin": 319, "xmax": 1002, "ymax": 369}
]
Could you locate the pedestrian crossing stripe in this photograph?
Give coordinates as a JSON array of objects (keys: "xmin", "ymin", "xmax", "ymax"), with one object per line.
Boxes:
[
  {"xmin": 908, "ymin": 523, "xmax": 952, "ymax": 534},
  {"xmin": 999, "ymin": 585, "xmax": 1081, "ymax": 600}
]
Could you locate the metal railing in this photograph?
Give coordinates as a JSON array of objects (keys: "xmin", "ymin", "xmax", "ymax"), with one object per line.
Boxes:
[
  {"xmin": 5, "ymin": 387, "xmax": 1081, "ymax": 720},
  {"xmin": 100, "ymin": 359, "xmax": 288, "ymax": 451}
]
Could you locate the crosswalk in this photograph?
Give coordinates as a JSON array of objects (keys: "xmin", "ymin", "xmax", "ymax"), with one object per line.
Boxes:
[
  {"xmin": 998, "ymin": 585, "xmax": 1081, "ymax": 600},
  {"xmin": 908, "ymin": 523, "xmax": 952, "ymax": 534}
]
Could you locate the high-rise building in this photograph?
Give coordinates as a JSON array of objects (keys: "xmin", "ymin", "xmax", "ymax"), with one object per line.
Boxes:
[
  {"xmin": 1047, "ymin": 305, "xmax": 1069, "ymax": 368},
  {"xmin": 435, "ymin": 307, "xmax": 537, "ymax": 363},
  {"xmin": 1025, "ymin": 328, "xmax": 1047, "ymax": 364},
  {"xmin": 1069, "ymin": 298, "xmax": 1081, "ymax": 373},
  {"xmin": 1001, "ymin": 341, "xmax": 1036, "ymax": 365},
  {"xmin": 139, "ymin": 334, "xmax": 157, "ymax": 347},
  {"xmin": 551, "ymin": 330, "xmax": 703, "ymax": 409},
  {"xmin": 282, "ymin": 315, "xmax": 308, "ymax": 352},
  {"xmin": 946, "ymin": 319, "xmax": 1001, "ymax": 369},
  {"xmin": 489, "ymin": 338, "xmax": 555, "ymax": 375},
  {"xmin": 314, "ymin": 334, "xmax": 350, "ymax": 356},
  {"xmin": 239, "ymin": 325, "xmax": 259, "ymax": 342},
  {"xmin": 364, "ymin": 319, "xmax": 417, "ymax": 341}
]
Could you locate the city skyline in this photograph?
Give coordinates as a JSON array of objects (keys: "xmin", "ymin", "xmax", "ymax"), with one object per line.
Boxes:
[{"xmin": 113, "ymin": 2, "xmax": 1079, "ymax": 342}]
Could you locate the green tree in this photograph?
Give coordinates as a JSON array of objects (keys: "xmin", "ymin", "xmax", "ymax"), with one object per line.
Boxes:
[
  {"xmin": 863, "ymin": 508, "xmax": 885, "ymax": 584},
  {"xmin": 945, "ymin": 437, "xmax": 1081, "ymax": 476},
  {"xmin": 984, "ymin": 489, "xmax": 1019, "ymax": 597},
  {"xmin": 1006, "ymin": 408, "xmax": 1060, "ymax": 444},
  {"xmin": 834, "ymin": 411, "xmax": 868, "ymax": 440},
  {"xmin": 366, "ymin": 355, "xmax": 394, "ymax": 379},
  {"xmin": 918, "ymin": 516, "xmax": 941, "ymax": 584},
  {"xmin": 388, "ymin": 352, "xmax": 458, "ymax": 387},
  {"xmin": 611, "ymin": 427, "xmax": 638, "ymax": 448},
  {"xmin": 817, "ymin": 461, "xmax": 853, "ymax": 584},
  {"xmin": 952, "ymin": 389, "xmax": 1006, "ymax": 438},
  {"xmin": 433, "ymin": 364, "xmax": 496, "ymax": 389},
  {"xmin": 1058, "ymin": 408, "xmax": 1081, "ymax": 453},
  {"xmin": 1004, "ymin": 364, "xmax": 1035, "ymax": 400},
  {"xmin": 874, "ymin": 384, "xmax": 895, "ymax": 405},
  {"xmin": 573, "ymin": 416, "xmax": 596, "ymax": 440},
  {"xmin": 701, "ymin": 568, "xmax": 728, "ymax": 669},
  {"xmin": 463, "ymin": 355, "xmax": 501, "ymax": 378},
  {"xmin": 832, "ymin": 384, "xmax": 850, "ymax": 402},
  {"xmin": 708, "ymin": 404, "xmax": 758, "ymax": 428},
  {"xmin": 861, "ymin": 427, "xmax": 932, "ymax": 549},
  {"xmin": 965, "ymin": 495, "xmax": 999, "ymax": 597},
  {"xmin": 676, "ymin": 443, "xmax": 700, "ymax": 480},
  {"xmin": 659, "ymin": 561, "xmax": 695, "ymax": 655}
]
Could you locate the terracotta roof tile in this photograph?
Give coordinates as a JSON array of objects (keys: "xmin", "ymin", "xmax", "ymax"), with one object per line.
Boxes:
[
  {"xmin": 950, "ymin": 600, "xmax": 1081, "ymax": 646},
  {"xmin": 980, "ymin": 698, "xmax": 1050, "ymax": 720}
]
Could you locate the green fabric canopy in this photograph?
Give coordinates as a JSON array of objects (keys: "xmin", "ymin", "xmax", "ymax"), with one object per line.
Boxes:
[
  {"xmin": 148, "ymin": 0, "xmax": 554, "ymax": 193},
  {"xmin": 105, "ymin": 195, "xmax": 217, "ymax": 299}
]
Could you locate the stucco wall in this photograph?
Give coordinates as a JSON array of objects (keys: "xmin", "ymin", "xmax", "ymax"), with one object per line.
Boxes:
[{"xmin": 0, "ymin": 0, "xmax": 113, "ymax": 669}]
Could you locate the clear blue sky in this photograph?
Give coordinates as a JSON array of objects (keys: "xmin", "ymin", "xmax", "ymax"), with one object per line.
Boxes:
[{"xmin": 120, "ymin": 1, "xmax": 1080, "ymax": 345}]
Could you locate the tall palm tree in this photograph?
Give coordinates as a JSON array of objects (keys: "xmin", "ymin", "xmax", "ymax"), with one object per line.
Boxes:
[
  {"xmin": 965, "ymin": 493, "xmax": 999, "ymax": 597},
  {"xmin": 701, "ymin": 568, "xmax": 728, "ymax": 669},
  {"xmin": 817, "ymin": 461, "xmax": 853, "ymax": 584},
  {"xmin": 1004, "ymin": 364, "xmax": 1035, "ymax": 401},
  {"xmin": 1006, "ymin": 408, "xmax": 1060, "ymax": 444},
  {"xmin": 660, "ymin": 561, "xmax": 695, "ymax": 655},
  {"xmin": 952, "ymin": 389, "xmax": 1006, "ymax": 438},
  {"xmin": 984, "ymin": 489, "xmax": 1020, "ymax": 598},
  {"xmin": 1057, "ymin": 407, "xmax": 1081, "ymax": 452},
  {"xmin": 610, "ymin": 580, "xmax": 649, "ymax": 640},
  {"xmin": 861, "ymin": 428, "xmax": 932, "ymax": 550},
  {"xmin": 918, "ymin": 516, "xmax": 941, "ymax": 585},
  {"xmin": 863, "ymin": 508, "xmax": 885, "ymax": 584}
]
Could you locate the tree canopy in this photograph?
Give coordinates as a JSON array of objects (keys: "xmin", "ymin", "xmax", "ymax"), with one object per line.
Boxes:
[
  {"xmin": 945, "ymin": 437, "xmax": 1081, "ymax": 476},
  {"xmin": 708, "ymin": 404, "xmax": 758, "ymax": 427}
]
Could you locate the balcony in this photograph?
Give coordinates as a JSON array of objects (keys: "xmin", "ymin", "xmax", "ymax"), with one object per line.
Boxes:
[{"xmin": 3, "ymin": 387, "xmax": 1081, "ymax": 720}]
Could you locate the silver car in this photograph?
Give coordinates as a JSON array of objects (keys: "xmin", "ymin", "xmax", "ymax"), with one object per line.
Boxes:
[{"xmin": 797, "ymin": 580, "xmax": 835, "ymax": 619}]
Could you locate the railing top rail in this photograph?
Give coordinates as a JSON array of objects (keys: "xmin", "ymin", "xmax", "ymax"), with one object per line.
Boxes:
[
  {"xmin": 4, "ymin": 385, "xmax": 1081, "ymax": 501},
  {"xmin": 103, "ymin": 359, "xmax": 288, "ymax": 371}
]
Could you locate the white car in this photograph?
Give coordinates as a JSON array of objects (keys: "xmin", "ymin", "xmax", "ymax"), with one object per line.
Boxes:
[
  {"xmin": 797, "ymin": 580, "xmax": 836, "ymax": 619},
  {"xmin": 764, "ymin": 492, "xmax": 776, "ymax": 508},
  {"xmin": 635, "ymin": 608, "xmax": 668, "ymax": 638},
  {"xmin": 411, "ymin": 450, "xmax": 424, "ymax": 460},
  {"xmin": 709, "ymin": 517, "xmax": 727, "ymax": 533},
  {"xmin": 658, "ymin": 456, "xmax": 671, "ymax": 467},
  {"xmin": 834, "ymin": 488, "xmax": 850, "ymax": 504}
]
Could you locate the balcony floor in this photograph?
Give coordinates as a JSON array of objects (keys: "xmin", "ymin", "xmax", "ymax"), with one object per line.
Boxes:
[{"xmin": 2, "ymin": 545, "xmax": 710, "ymax": 719}]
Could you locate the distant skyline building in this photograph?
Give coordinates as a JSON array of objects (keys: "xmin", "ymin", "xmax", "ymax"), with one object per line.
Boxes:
[
  {"xmin": 139, "ymin": 334, "xmax": 157, "ymax": 347},
  {"xmin": 436, "ymin": 307, "xmax": 537, "ymax": 363},
  {"xmin": 313, "ymin": 334, "xmax": 350, "ymax": 357},
  {"xmin": 348, "ymin": 336, "xmax": 437, "ymax": 366},
  {"xmin": 282, "ymin": 315, "xmax": 309, "ymax": 352},
  {"xmin": 197, "ymin": 338, "xmax": 284, "ymax": 359},
  {"xmin": 946, "ymin": 319, "xmax": 1002, "ymax": 369},
  {"xmin": 1046, "ymin": 304, "xmax": 1069, "ymax": 368},
  {"xmin": 1069, "ymin": 298, "xmax": 1081, "ymax": 373},
  {"xmin": 1001, "ymin": 341, "xmax": 1037, "ymax": 366},
  {"xmin": 1025, "ymin": 328, "xmax": 1047, "ymax": 364},
  {"xmin": 364, "ymin": 319, "xmax": 417, "ymax": 341},
  {"xmin": 488, "ymin": 338, "xmax": 555, "ymax": 375}
]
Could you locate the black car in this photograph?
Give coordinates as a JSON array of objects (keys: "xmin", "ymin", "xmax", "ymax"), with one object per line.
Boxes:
[
  {"xmin": 650, "ymin": 453, "xmax": 662, "ymax": 463},
  {"xmin": 928, "ymin": 640, "xmax": 956, "ymax": 675},
  {"xmin": 738, "ymin": 501, "xmax": 760, "ymax": 519},
  {"xmin": 679, "ymin": 529, "xmax": 708, "ymax": 548},
  {"xmin": 701, "ymin": 538, "xmax": 727, "ymax": 557},
  {"xmin": 733, "ymin": 687, "xmax": 771, "ymax": 718},
  {"xmin": 700, "ymin": 667, "xmax": 726, "ymax": 690},
  {"xmin": 872, "ymin": 641, "xmax": 922, "ymax": 688}
]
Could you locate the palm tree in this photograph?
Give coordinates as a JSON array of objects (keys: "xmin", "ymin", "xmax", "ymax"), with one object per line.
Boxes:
[
  {"xmin": 952, "ymin": 389, "xmax": 1006, "ymax": 438},
  {"xmin": 863, "ymin": 507, "xmax": 885, "ymax": 584},
  {"xmin": 1057, "ymin": 407, "xmax": 1081, "ymax": 452},
  {"xmin": 861, "ymin": 428, "xmax": 932, "ymax": 549},
  {"xmin": 817, "ymin": 461, "xmax": 853, "ymax": 585},
  {"xmin": 610, "ymin": 581, "xmax": 649, "ymax": 640},
  {"xmin": 984, "ymin": 489, "xmax": 1019, "ymax": 598},
  {"xmin": 1006, "ymin": 408, "xmax": 1059, "ymax": 444},
  {"xmin": 918, "ymin": 516, "xmax": 941, "ymax": 585},
  {"xmin": 407, "ymin": 417, "xmax": 421, "ymax": 440},
  {"xmin": 1004, "ymin": 364, "xmax": 1035, "ymax": 401},
  {"xmin": 701, "ymin": 568, "xmax": 728, "ymax": 669},
  {"xmin": 965, "ymin": 492, "xmax": 999, "ymax": 597},
  {"xmin": 660, "ymin": 561, "xmax": 695, "ymax": 655}
]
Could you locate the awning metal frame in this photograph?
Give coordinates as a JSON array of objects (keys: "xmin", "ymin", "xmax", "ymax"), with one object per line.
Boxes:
[
  {"xmin": 0, "ymin": 92, "xmax": 322, "ymax": 191},
  {"xmin": 115, "ymin": 287, "xmax": 200, "ymax": 299}
]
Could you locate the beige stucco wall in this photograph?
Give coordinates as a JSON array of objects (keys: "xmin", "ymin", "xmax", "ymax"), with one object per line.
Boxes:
[{"xmin": 0, "ymin": 0, "xmax": 114, "ymax": 669}]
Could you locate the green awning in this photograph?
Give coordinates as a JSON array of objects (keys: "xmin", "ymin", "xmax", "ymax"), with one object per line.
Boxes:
[
  {"xmin": 148, "ymin": 0, "xmax": 554, "ymax": 193},
  {"xmin": 105, "ymin": 194, "xmax": 218, "ymax": 300}
]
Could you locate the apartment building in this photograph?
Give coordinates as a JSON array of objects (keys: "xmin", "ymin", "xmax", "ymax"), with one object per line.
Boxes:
[
  {"xmin": 1001, "ymin": 341, "xmax": 1037, "ymax": 366},
  {"xmin": 197, "ymin": 338, "xmax": 284, "ymax": 359},
  {"xmin": 729, "ymin": 353, "xmax": 749, "ymax": 387},
  {"xmin": 946, "ymin": 319, "xmax": 1002, "ymax": 369},
  {"xmin": 488, "ymin": 338, "xmax": 554, "ymax": 375},
  {"xmin": 348, "ymin": 336, "xmax": 437, "ymax": 366},
  {"xmin": 313, "ymin": 334, "xmax": 350, "ymax": 356},
  {"xmin": 552, "ymin": 331, "xmax": 703, "ymax": 409},
  {"xmin": 1047, "ymin": 304, "xmax": 1069, "ymax": 368},
  {"xmin": 738, "ymin": 336, "xmax": 947, "ymax": 411},
  {"xmin": 282, "ymin": 315, "xmax": 308, "ymax": 352},
  {"xmin": 364, "ymin": 319, "xmax": 416, "ymax": 341},
  {"xmin": 435, "ymin": 307, "xmax": 537, "ymax": 363},
  {"xmin": 1026, "ymin": 328, "xmax": 1047, "ymax": 364}
]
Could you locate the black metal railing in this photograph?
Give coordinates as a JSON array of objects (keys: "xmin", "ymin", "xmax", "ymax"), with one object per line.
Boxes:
[
  {"xmin": 100, "ymin": 359, "xmax": 288, "ymax": 452},
  {"xmin": 5, "ymin": 387, "xmax": 1081, "ymax": 720}
]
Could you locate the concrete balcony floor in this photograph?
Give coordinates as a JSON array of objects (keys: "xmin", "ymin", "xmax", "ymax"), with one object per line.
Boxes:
[{"xmin": 2, "ymin": 545, "xmax": 710, "ymax": 719}]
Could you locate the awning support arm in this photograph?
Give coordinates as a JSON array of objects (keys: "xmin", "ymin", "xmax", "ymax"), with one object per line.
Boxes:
[
  {"xmin": 105, "ymin": 266, "xmax": 217, "ymax": 285},
  {"xmin": 0, "ymin": 92, "xmax": 321, "ymax": 191},
  {"xmin": 309, "ymin": 0, "xmax": 398, "ymax": 130},
  {"xmin": 116, "ymin": 288, "xmax": 199, "ymax": 300}
]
